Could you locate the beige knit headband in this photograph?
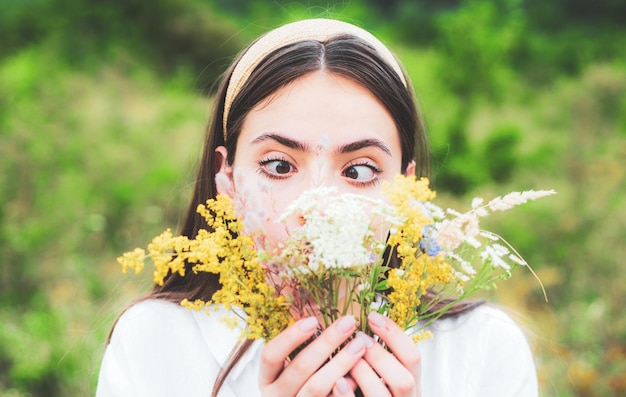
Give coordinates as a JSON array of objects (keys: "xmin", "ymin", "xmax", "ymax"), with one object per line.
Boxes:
[{"xmin": 222, "ymin": 18, "xmax": 407, "ymax": 138}]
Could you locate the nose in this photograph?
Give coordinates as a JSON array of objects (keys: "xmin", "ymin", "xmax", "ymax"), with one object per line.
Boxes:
[{"xmin": 306, "ymin": 155, "xmax": 338, "ymax": 191}]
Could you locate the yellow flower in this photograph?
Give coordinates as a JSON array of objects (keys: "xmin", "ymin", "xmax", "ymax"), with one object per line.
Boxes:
[
  {"xmin": 387, "ymin": 253, "xmax": 454, "ymax": 329},
  {"xmin": 117, "ymin": 248, "xmax": 145, "ymax": 275},
  {"xmin": 412, "ymin": 330, "xmax": 434, "ymax": 343},
  {"xmin": 181, "ymin": 298, "xmax": 207, "ymax": 311},
  {"xmin": 118, "ymin": 194, "xmax": 292, "ymax": 341},
  {"xmin": 119, "ymin": 173, "xmax": 549, "ymax": 345}
]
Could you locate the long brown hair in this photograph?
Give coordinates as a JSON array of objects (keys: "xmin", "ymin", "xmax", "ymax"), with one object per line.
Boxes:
[
  {"xmin": 111, "ymin": 31, "xmax": 481, "ymax": 396},
  {"xmin": 147, "ymin": 34, "xmax": 428, "ymax": 301}
]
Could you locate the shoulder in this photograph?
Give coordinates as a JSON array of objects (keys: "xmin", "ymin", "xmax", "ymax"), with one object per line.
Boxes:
[
  {"xmin": 439, "ymin": 304, "xmax": 528, "ymax": 337},
  {"xmin": 418, "ymin": 305, "xmax": 538, "ymax": 396},
  {"xmin": 98, "ymin": 300, "xmax": 262, "ymax": 396},
  {"xmin": 112, "ymin": 299, "xmax": 194, "ymax": 336},
  {"xmin": 107, "ymin": 299, "xmax": 220, "ymax": 376},
  {"xmin": 97, "ymin": 300, "xmax": 214, "ymax": 396},
  {"xmin": 109, "ymin": 299, "xmax": 247, "ymax": 365},
  {"xmin": 108, "ymin": 299, "xmax": 206, "ymax": 353},
  {"xmin": 108, "ymin": 299, "xmax": 264, "ymax": 369},
  {"xmin": 423, "ymin": 304, "xmax": 531, "ymax": 346}
]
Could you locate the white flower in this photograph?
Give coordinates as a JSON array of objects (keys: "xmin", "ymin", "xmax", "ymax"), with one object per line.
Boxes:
[
  {"xmin": 315, "ymin": 135, "xmax": 330, "ymax": 153},
  {"xmin": 486, "ymin": 190, "xmax": 556, "ymax": 212},
  {"xmin": 454, "ymin": 271, "xmax": 471, "ymax": 283},
  {"xmin": 422, "ymin": 202, "xmax": 445, "ymax": 221},
  {"xmin": 479, "ymin": 231, "xmax": 500, "ymax": 241},
  {"xmin": 215, "ymin": 172, "xmax": 232, "ymax": 195},
  {"xmin": 432, "ymin": 189, "xmax": 556, "ymax": 258},
  {"xmin": 460, "ymin": 260, "xmax": 476, "ymax": 275},
  {"xmin": 465, "ymin": 235, "xmax": 482, "ymax": 248},
  {"xmin": 508, "ymin": 254, "xmax": 528, "ymax": 266},
  {"xmin": 471, "ymin": 197, "xmax": 484, "ymax": 209},
  {"xmin": 242, "ymin": 211, "xmax": 264, "ymax": 234},
  {"xmin": 369, "ymin": 295, "xmax": 386, "ymax": 311},
  {"xmin": 480, "ymin": 244, "xmax": 511, "ymax": 270},
  {"xmin": 278, "ymin": 187, "xmax": 391, "ymax": 273}
]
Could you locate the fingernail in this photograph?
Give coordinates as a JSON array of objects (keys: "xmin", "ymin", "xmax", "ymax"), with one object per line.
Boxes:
[
  {"xmin": 368, "ymin": 312, "xmax": 387, "ymax": 328},
  {"xmin": 356, "ymin": 332, "xmax": 374, "ymax": 348},
  {"xmin": 336, "ymin": 316, "xmax": 356, "ymax": 334},
  {"xmin": 347, "ymin": 336, "xmax": 367, "ymax": 354},
  {"xmin": 299, "ymin": 317, "xmax": 318, "ymax": 332},
  {"xmin": 336, "ymin": 377, "xmax": 349, "ymax": 394}
]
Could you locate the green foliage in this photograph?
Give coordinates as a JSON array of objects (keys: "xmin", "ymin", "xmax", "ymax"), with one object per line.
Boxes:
[
  {"xmin": 2, "ymin": 0, "xmax": 626, "ymax": 395},
  {"xmin": 478, "ymin": 62, "xmax": 626, "ymax": 396},
  {"xmin": 430, "ymin": 120, "xmax": 522, "ymax": 195},
  {"xmin": 435, "ymin": 0, "xmax": 525, "ymax": 102},
  {"xmin": 0, "ymin": 46, "xmax": 203, "ymax": 395},
  {"xmin": 431, "ymin": 116, "xmax": 485, "ymax": 195},
  {"xmin": 481, "ymin": 124, "xmax": 521, "ymax": 183},
  {"xmin": 0, "ymin": 0, "xmax": 245, "ymax": 93}
]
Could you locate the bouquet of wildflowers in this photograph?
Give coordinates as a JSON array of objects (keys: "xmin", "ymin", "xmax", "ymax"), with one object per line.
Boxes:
[{"xmin": 118, "ymin": 175, "xmax": 554, "ymax": 342}]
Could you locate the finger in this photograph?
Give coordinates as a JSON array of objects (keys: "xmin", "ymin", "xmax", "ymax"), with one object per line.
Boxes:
[
  {"xmin": 331, "ymin": 377, "xmax": 356, "ymax": 396},
  {"xmin": 300, "ymin": 333, "xmax": 370, "ymax": 396},
  {"xmin": 261, "ymin": 316, "xmax": 358, "ymax": 395},
  {"xmin": 368, "ymin": 312, "xmax": 421, "ymax": 373},
  {"xmin": 349, "ymin": 359, "xmax": 391, "ymax": 397},
  {"xmin": 361, "ymin": 340, "xmax": 417, "ymax": 397},
  {"xmin": 366, "ymin": 313, "xmax": 421, "ymax": 395},
  {"xmin": 280, "ymin": 316, "xmax": 357, "ymax": 392},
  {"xmin": 259, "ymin": 316, "xmax": 319, "ymax": 387},
  {"xmin": 344, "ymin": 376, "xmax": 358, "ymax": 392}
]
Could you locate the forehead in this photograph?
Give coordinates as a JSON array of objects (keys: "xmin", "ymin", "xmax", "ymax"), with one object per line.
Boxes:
[{"xmin": 238, "ymin": 71, "xmax": 400, "ymax": 149}]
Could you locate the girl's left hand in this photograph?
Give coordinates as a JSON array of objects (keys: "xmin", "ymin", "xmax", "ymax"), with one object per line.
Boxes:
[{"xmin": 348, "ymin": 312, "xmax": 422, "ymax": 397}]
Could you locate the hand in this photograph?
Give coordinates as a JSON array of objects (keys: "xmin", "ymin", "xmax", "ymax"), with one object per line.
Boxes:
[
  {"xmin": 259, "ymin": 316, "xmax": 369, "ymax": 396},
  {"xmin": 348, "ymin": 312, "xmax": 421, "ymax": 397}
]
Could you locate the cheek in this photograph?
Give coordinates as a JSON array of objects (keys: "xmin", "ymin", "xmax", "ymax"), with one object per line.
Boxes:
[
  {"xmin": 257, "ymin": 193, "xmax": 290, "ymax": 243},
  {"xmin": 250, "ymin": 193, "xmax": 306, "ymax": 250},
  {"xmin": 230, "ymin": 173, "xmax": 301, "ymax": 248}
]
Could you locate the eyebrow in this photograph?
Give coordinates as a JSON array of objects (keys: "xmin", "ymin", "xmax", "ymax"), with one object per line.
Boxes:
[
  {"xmin": 251, "ymin": 133, "xmax": 392, "ymax": 156},
  {"xmin": 337, "ymin": 139, "xmax": 392, "ymax": 156},
  {"xmin": 251, "ymin": 133, "xmax": 309, "ymax": 151}
]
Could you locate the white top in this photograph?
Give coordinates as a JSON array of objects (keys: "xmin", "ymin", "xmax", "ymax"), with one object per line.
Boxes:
[{"xmin": 96, "ymin": 300, "xmax": 538, "ymax": 396}]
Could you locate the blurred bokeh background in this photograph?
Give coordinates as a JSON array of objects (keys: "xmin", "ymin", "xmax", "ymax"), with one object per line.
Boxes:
[{"xmin": 1, "ymin": 0, "xmax": 625, "ymax": 395}]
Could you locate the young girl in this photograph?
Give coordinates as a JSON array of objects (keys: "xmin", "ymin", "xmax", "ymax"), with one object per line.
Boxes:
[{"xmin": 96, "ymin": 19, "xmax": 538, "ymax": 396}]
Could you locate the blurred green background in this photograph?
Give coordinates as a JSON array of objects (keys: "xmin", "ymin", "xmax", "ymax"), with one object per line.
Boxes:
[{"xmin": 1, "ymin": 0, "xmax": 625, "ymax": 395}]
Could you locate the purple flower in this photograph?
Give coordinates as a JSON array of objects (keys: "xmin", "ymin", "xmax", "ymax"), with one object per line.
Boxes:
[{"xmin": 420, "ymin": 225, "xmax": 440, "ymax": 256}]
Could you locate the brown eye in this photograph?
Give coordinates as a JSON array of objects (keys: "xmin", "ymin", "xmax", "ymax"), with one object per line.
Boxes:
[
  {"xmin": 259, "ymin": 158, "xmax": 295, "ymax": 178},
  {"xmin": 343, "ymin": 165, "xmax": 376, "ymax": 180},
  {"xmin": 273, "ymin": 161, "xmax": 292, "ymax": 174}
]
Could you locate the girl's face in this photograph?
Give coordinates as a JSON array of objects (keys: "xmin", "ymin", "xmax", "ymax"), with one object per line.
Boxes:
[{"xmin": 216, "ymin": 71, "xmax": 414, "ymax": 244}]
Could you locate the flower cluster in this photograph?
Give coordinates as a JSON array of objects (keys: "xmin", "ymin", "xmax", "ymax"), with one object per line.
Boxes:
[
  {"xmin": 118, "ymin": 175, "xmax": 555, "ymax": 341},
  {"xmin": 118, "ymin": 194, "xmax": 291, "ymax": 340}
]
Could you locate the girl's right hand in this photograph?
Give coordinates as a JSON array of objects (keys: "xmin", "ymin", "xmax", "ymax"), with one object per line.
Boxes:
[{"xmin": 258, "ymin": 316, "xmax": 370, "ymax": 396}]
